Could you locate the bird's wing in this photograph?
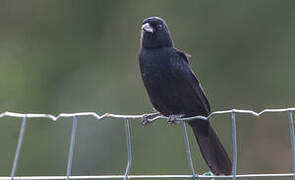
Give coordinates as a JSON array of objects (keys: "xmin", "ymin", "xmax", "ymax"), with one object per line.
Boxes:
[
  {"xmin": 174, "ymin": 48, "xmax": 192, "ymax": 62},
  {"xmin": 170, "ymin": 48, "xmax": 211, "ymax": 114}
]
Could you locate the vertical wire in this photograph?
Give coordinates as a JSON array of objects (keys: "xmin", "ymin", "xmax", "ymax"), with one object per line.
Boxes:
[
  {"xmin": 66, "ymin": 116, "xmax": 78, "ymax": 180},
  {"xmin": 10, "ymin": 116, "xmax": 27, "ymax": 180},
  {"xmin": 181, "ymin": 121, "xmax": 197, "ymax": 179},
  {"xmin": 289, "ymin": 111, "xmax": 295, "ymax": 180},
  {"xmin": 124, "ymin": 118, "xmax": 132, "ymax": 180},
  {"xmin": 231, "ymin": 112, "xmax": 237, "ymax": 180}
]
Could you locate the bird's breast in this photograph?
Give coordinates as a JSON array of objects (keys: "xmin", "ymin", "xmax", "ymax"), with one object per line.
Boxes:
[
  {"xmin": 140, "ymin": 48, "xmax": 183, "ymax": 115},
  {"xmin": 140, "ymin": 48, "xmax": 173, "ymax": 87}
]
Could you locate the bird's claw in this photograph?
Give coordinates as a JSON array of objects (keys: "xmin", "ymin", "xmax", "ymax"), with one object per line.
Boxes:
[
  {"xmin": 141, "ymin": 114, "xmax": 153, "ymax": 125},
  {"xmin": 168, "ymin": 114, "xmax": 184, "ymax": 125},
  {"xmin": 141, "ymin": 112, "xmax": 161, "ymax": 125}
]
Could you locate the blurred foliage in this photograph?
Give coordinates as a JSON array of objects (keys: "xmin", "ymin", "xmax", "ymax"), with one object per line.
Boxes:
[{"xmin": 0, "ymin": 0, "xmax": 295, "ymax": 179}]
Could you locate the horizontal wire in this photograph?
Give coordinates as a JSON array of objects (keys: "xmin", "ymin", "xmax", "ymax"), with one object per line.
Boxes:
[
  {"xmin": 0, "ymin": 173, "xmax": 294, "ymax": 179},
  {"xmin": 1, "ymin": 107, "xmax": 295, "ymax": 121}
]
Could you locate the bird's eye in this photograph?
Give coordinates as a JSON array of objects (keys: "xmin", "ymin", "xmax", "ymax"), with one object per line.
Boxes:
[{"xmin": 157, "ymin": 24, "xmax": 163, "ymax": 30}]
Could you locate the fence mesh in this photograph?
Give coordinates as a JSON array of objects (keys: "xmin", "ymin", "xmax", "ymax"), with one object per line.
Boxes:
[{"xmin": 0, "ymin": 107, "xmax": 295, "ymax": 180}]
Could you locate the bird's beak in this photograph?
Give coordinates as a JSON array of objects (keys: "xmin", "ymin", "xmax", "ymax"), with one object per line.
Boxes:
[{"xmin": 142, "ymin": 23, "xmax": 153, "ymax": 33}]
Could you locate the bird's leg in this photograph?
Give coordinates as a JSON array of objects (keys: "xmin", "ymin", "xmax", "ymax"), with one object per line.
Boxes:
[
  {"xmin": 168, "ymin": 114, "xmax": 185, "ymax": 125},
  {"xmin": 141, "ymin": 112, "xmax": 161, "ymax": 125}
]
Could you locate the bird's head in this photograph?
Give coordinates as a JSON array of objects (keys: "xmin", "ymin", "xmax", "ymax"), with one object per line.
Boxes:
[{"xmin": 140, "ymin": 17, "xmax": 173, "ymax": 49}]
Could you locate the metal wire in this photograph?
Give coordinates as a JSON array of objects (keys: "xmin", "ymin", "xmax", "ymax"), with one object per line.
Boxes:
[
  {"xmin": 10, "ymin": 117, "xmax": 27, "ymax": 180},
  {"xmin": 0, "ymin": 173, "xmax": 295, "ymax": 179},
  {"xmin": 289, "ymin": 111, "xmax": 295, "ymax": 180},
  {"xmin": 66, "ymin": 116, "xmax": 78, "ymax": 180},
  {"xmin": 1, "ymin": 107, "xmax": 295, "ymax": 121},
  {"xmin": 181, "ymin": 121, "xmax": 197, "ymax": 179},
  {"xmin": 124, "ymin": 118, "xmax": 132, "ymax": 180},
  {"xmin": 231, "ymin": 112, "xmax": 237, "ymax": 180},
  {"xmin": 1, "ymin": 107, "xmax": 295, "ymax": 180}
]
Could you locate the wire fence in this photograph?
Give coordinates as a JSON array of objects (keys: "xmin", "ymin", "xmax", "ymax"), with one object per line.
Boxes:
[{"xmin": 1, "ymin": 107, "xmax": 295, "ymax": 180}]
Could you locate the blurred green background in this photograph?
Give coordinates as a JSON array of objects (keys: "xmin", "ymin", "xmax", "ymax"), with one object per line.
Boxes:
[{"xmin": 1, "ymin": 0, "xmax": 295, "ymax": 179}]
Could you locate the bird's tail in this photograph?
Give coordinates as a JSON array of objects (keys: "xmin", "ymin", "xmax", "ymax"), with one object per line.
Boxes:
[{"xmin": 188, "ymin": 120, "xmax": 232, "ymax": 175}]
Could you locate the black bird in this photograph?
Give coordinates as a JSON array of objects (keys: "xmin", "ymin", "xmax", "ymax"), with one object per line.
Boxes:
[{"xmin": 139, "ymin": 17, "xmax": 232, "ymax": 175}]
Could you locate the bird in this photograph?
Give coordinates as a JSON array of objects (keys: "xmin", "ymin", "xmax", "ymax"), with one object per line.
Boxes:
[{"xmin": 139, "ymin": 16, "xmax": 232, "ymax": 175}]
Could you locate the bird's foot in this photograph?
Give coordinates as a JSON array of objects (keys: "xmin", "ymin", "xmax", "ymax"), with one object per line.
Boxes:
[
  {"xmin": 141, "ymin": 112, "xmax": 161, "ymax": 125},
  {"xmin": 168, "ymin": 114, "xmax": 184, "ymax": 125}
]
